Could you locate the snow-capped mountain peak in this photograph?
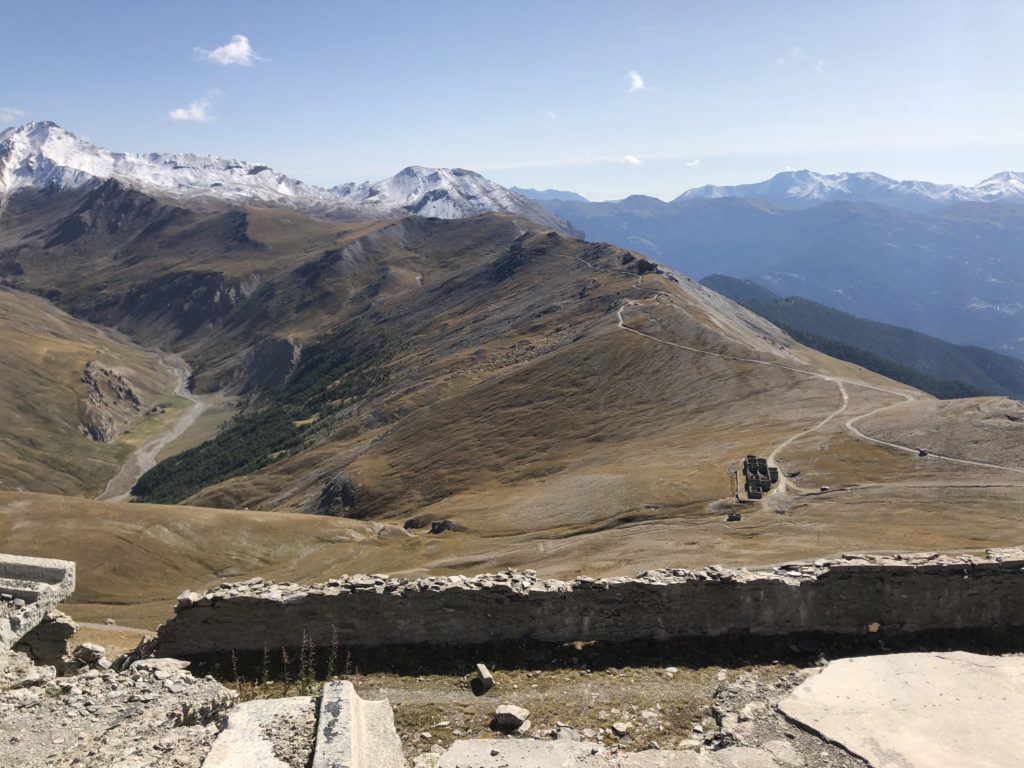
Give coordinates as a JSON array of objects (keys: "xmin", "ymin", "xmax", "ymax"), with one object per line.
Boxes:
[
  {"xmin": 334, "ymin": 165, "xmax": 542, "ymax": 219},
  {"xmin": 0, "ymin": 121, "xmax": 565, "ymax": 230},
  {"xmin": 974, "ymin": 171, "xmax": 1024, "ymax": 201}
]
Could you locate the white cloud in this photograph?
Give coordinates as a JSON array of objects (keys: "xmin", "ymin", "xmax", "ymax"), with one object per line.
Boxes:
[
  {"xmin": 0, "ymin": 107, "xmax": 26, "ymax": 125},
  {"xmin": 627, "ymin": 70, "xmax": 646, "ymax": 92},
  {"xmin": 685, "ymin": 159, "xmax": 700, "ymax": 167},
  {"xmin": 777, "ymin": 46, "xmax": 807, "ymax": 65},
  {"xmin": 622, "ymin": 154, "xmax": 643, "ymax": 165},
  {"xmin": 777, "ymin": 46, "xmax": 824, "ymax": 74},
  {"xmin": 168, "ymin": 93, "xmax": 216, "ymax": 123},
  {"xmin": 195, "ymin": 34, "xmax": 264, "ymax": 67},
  {"xmin": 543, "ymin": 110, "xmax": 557, "ymax": 121}
]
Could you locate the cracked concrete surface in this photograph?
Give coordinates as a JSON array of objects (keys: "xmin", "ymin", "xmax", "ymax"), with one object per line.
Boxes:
[{"xmin": 778, "ymin": 652, "xmax": 1024, "ymax": 768}]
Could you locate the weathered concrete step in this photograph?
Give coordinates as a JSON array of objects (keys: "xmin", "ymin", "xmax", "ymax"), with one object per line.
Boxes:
[
  {"xmin": 0, "ymin": 554, "xmax": 74, "ymax": 585},
  {"xmin": 0, "ymin": 576, "xmax": 50, "ymax": 603},
  {"xmin": 202, "ymin": 696, "xmax": 315, "ymax": 768},
  {"xmin": 313, "ymin": 680, "xmax": 405, "ymax": 768},
  {"xmin": 0, "ymin": 554, "xmax": 75, "ymax": 649}
]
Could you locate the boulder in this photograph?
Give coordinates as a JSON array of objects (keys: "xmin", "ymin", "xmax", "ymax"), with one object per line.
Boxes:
[
  {"xmin": 612, "ymin": 721, "xmax": 632, "ymax": 737},
  {"xmin": 72, "ymin": 642, "xmax": 106, "ymax": 664},
  {"xmin": 492, "ymin": 704, "xmax": 530, "ymax": 732}
]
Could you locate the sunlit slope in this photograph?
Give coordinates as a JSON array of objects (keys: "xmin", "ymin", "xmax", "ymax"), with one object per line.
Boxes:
[
  {"xmin": 0, "ymin": 287, "xmax": 176, "ymax": 495},
  {"xmin": 170, "ymin": 226, "xmax": 923, "ymax": 531},
  {"xmin": 2, "ymin": 182, "xmax": 1020, "ymax": 574}
]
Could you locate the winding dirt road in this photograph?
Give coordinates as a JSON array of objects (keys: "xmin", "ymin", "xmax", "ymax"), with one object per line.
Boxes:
[
  {"xmin": 96, "ymin": 358, "xmax": 209, "ymax": 502},
  {"xmin": 613, "ymin": 298, "xmax": 1024, "ymax": 482}
]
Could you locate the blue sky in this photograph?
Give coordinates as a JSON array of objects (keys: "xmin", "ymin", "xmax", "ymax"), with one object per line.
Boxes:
[{"xmin": 5, "ymin": 1, "xmax": 1024, "ymax": 200}]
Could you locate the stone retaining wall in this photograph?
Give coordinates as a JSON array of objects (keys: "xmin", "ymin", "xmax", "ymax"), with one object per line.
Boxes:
[{"xmin": 152, "ymin": 547, "xmax": 1024, "ymax": 657}]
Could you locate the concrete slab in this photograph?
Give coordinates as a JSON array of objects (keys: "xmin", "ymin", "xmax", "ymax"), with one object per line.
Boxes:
[
  {"xmin": 779, "ymin": 652, "xmax": 1024, "ymax": 768},
  {"xmin": 436, "ymin": 741, "xmax": 780, "ymax": 767},
  {"xmin": 313, "ymin": 680, "xmax": 405, "ymax": 768},
  {"xmin": 202, "ymin": 696, "xmax": 314, "ymax": 768},
  {"xmin": 437, "ymin": 741, "xmax": 587, "ymax": 767}
]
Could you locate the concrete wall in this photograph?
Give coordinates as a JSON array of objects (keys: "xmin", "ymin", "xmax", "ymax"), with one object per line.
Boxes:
[{"xmin": 152, "ymin": 547, "xmax": 1024, "ymax": 657}]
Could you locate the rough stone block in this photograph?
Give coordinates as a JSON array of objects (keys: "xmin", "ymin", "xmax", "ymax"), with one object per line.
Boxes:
[
  {"xmin": 473, "ymin": 663, "xmax": 494, "ymax": 695},
  {"xmin": 312, "ymin": 680, "xmax": 405, "ymax": 768}
]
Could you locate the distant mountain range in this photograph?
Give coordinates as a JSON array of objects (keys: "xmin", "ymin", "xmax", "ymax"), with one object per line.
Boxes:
[
  {"xmin": 522, "ymin": 169, "xmax": 1024, "ymax": 211},
  {"xmin": 702, "ymin": 275, "xmax": 1024, "ymax": 399},
  {"xmin": 0, "ymin": 121, "xmax": 566, "ymax": 230},
  {"xmin": 510, "ymin": 187, "xmax": 589, "ymax": 203},
  {"xmin": 677, "ymin": 169, "xmax": 1024, "ymax": 212},
  {"xmin": 533, "ymin": 192, "xmax": 1024, "ymax": 360}
]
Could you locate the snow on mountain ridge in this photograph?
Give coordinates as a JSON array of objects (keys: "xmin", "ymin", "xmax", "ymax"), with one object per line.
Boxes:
[
  {"xmin": 0, "ymin": 121, "xmax": 559, "ymax": 227},
  {"xmin": 0, "ymin": 121, "xmax": 337, "ymax": 207},
  {"xmin": 975, "ymin": 171, "xmax": 1024, "ymax": 200},
  {"xmin": 676, "ymin": 169, "xmax": 1024, "ymax": 209},
  {"xmin": 331, "ymin": 165, "xmax": 539, "ymax": 219}
]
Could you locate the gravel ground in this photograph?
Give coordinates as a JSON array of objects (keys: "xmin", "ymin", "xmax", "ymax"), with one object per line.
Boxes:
[
  {"xmin": 229, "ymin": 660, "xmax": 844, "ymax": 762},
  {"xmin": 0, "ymin": 644, "xmax": 870, "ymax": 767},
  {"xmin": 0, "ymin": 647, "xmax": 235, "ymax": 768},
  {"xmin": 262, "ymin": 696, "xmax": 316, "ymax": 768}
]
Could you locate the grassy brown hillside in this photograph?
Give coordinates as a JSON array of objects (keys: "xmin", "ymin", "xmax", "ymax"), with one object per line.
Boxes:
[
  {"xmin": 0, "ymin": 181, "xmax": 398, "ymax": 392},
  {"xmin": 1, "ymin": 183, "xmax": 1021, "ymax": 595},
  {"xmin": 0, "ymin": 287, "xmax": 181, "ymax": 496},
  {"xmin": 129, "ymin": 222, "xmax": 870, "ymax": 516}
]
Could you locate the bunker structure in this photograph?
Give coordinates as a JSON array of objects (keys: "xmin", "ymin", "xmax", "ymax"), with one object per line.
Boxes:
[
  {"xmin": 742, "ymin": 455, "xmax": 779, "ymax": 500},
  {"xmin": 0, "ymin": 554, "xmax": 76, "ymax": 649}
]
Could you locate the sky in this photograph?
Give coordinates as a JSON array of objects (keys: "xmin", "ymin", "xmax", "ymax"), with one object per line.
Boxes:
[{"xmin": 4, "ymin": 0, "xmax": 1024, "ymax": 201}]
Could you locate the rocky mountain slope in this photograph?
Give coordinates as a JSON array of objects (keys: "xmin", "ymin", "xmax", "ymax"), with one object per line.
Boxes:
[{"xmin": 0, "ymin": 121, "xmax": 566, "ymax": 230}]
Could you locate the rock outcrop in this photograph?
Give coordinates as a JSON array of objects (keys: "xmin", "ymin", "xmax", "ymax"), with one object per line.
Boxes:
[{"xmin": 78, "ymin": 360, "xmax": 143, "ymax": 442}]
